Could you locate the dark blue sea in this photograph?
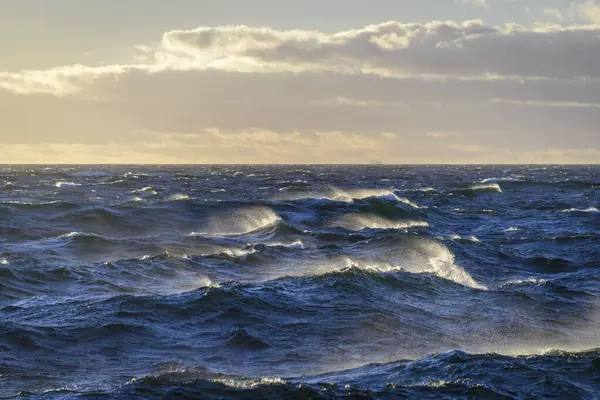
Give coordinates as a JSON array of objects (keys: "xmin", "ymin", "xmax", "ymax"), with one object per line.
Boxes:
[{"xmin": 2, "ymin": 165, "xmax": 600, "ymax": 399}]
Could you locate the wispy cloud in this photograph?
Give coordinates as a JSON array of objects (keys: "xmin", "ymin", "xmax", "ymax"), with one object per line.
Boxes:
[
  {"xmin": 1, "ymin": 17, "xmax": 599, "ymax": 164},
  {"xmin": 3, "ymin": 20, "xmax": 600, "ymax": 97},
  {"xmin": 490, "ymin": 98, "xmax": 600, "ymax": 108}
]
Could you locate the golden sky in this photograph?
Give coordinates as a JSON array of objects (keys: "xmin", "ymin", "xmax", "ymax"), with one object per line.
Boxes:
[{"xmin": 2, "ymin": 0, "xmax": 600, "ymax": 163}]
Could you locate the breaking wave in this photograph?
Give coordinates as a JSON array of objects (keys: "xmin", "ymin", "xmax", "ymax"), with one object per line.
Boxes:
[
  {"xmin": 561, "ymin": 207, "xmax": 599, "ymax": 213},
  {"xmin": 470, "ymin": 183, "xmax": 503, "ymax": 193},
  {"xmin": 202, "ymin": 206, "xmax": 282, "ymax": 236},
  {"xmin": 288, "ymin": 187, "xmax": 420, "ymax": 207},
  {"xmin": 329, "ymin": 213, "xmax": 429, "ymax": 231}
]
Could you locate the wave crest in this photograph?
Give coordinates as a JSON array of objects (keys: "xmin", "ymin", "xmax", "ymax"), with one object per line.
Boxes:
[
  {"xmin": 561, "ymin": 207, "xmax": 599, "ymax": 214},
  {"xmin": 283, "ymin": 238, "xmax": 486, "ymax": 290},
  {"xmin": 289, "ymin": 187, "xmax": 420, "ymax": 207},
  {"xmin": 202, "ymin": 206, "xmax": 282, "ymax": 236},
  {"xmin": 470, "ymin": 183, "xmax": 503, "ymax": 193},
  {"xmin": 330, "ymin": 213, "xmax": 429, "ymax": 231}
]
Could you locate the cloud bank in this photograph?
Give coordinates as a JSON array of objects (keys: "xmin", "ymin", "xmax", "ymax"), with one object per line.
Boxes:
[{"xmin": 1, "ymin": 17, "xmax": 599, "ymax": 164}]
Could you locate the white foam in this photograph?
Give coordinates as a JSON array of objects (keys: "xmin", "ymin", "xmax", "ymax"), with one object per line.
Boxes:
[
  {"xmin": 284, "ymin": 239, "xmax": 487, "ymax": 290},
  {"xmin": 414, "ymin": 240, "xmax": 487, "ymax": 290},
  {"xmin": 504, "ymin": 227, "xmax": 520, "ymax": 232},
  {"xmin": 204, "ymin": 206, "xmax": 282, "ymax": 236},
  {"xmin": 561, "ymin": 207, "xmax": 599, "ymax": 213},
  {"xmin": 264, "ymin": 239, "xmax": 305, "ymax": 249},
  {"xmin": 56, "ymin": 231, "xmax": 99, "ymax": 239},
  {"xmin": 215, "ymin": 377, "xmax": 285, "ymax": 389},
  {"xmin": 166, "ymin": 193, "xmax": 191, "ymax": 201},
  {"xmin": 501, "ymin": 277, "xmax": 548, "ymax": 288},
  {"xmin": 55, "ymin": 181, "xmax": 81, "ymax": 188},
  {"xmin": 132, "ymin": 186, "xmax": 155, "ymax": 193},
  {"xmin": 0, "ymin": 258, "xmax": 8, "ymax": 265},
  {"xmin": 481, "ymin": 177, "xmax": 521, "ymax": 183},
  {"xmin": 330, "ymin": 213, "xmax": 429, "ymax": 231},
  {"xmin": 469, "ymin": 183, "xmax": 502, "ymax": 193},
  {"xmin": 449, "ymin": 234, "xmax": 481, "ymax": 243},
  {"xmin": 288, "ymin": 187, "xmax": 420, "ymax": 208}
]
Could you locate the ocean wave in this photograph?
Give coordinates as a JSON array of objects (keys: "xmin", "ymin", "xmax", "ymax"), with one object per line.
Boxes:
[
  {"xmin": 56, "ymin": 231, "xmax": 101, "ymax": 239},
  {"xmin": 449, "ymin": 234, "xmax": 481, "ymax": 243},
  {"xmin": 481, "ymin": 177, "xmax": 522, "ymax": 183},
  {"xmin": 452, "ymin": 208, "xmax": 498, "ymax": 215},
  {"xmin": 55, "ymin": 181, "xmax": 81, "ymax": 188},
  {"xmin": 501, "ymin": 277, "xmax": 549, "ymax": 288},
  {"xmin": 0, "ymin": 200, "xmax": 78, "ymax": 211},
  {"xmin": 281, "ymin": 239, "xmax": 486, "ymax": 290},
  {"xmin": 261, "ymin": 239, "xmax": 305, "ymax": 249},
  {"xmin": 165, "ymin": 193, "xmax": 191, "ymax": 201},
  {"xmin": 288, "ymin": 188, "xmax": 420, "ymax": 208},
  {"xmin": 470, "ymin": 183, "xmax": 503, "ymax": 193},
  {"xmin": 449, "ymin": 183, "xmax": 503, "ymax": 196},
  {"xmin": 199, "ymin": 206, "xmax": 282, "ymax": 236},
  {"xmin": 71, "ymin": 171, "xmax": 110, "ymax": 178},
  {"xmin": 132, "ymin": 186, "xmax": 158, "ymax": 194},
  {"xmin": 329, "ymin": 213, "xmax": 429, "ymax": 231},
  {"xmin": 561, "ymin": 207, "xmax": 599, "ymax": 213}
]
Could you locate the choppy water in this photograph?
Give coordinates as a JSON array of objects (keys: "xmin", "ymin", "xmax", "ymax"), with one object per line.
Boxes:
[{"xmin": 2, "ymin": 165, "xmax": 600, "ymax": 399}]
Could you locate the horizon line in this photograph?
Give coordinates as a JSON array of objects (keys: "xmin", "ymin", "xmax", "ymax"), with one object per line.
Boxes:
[{"xmin": 2, "ymin": 163, "xmax": 600, "ymax": 166}]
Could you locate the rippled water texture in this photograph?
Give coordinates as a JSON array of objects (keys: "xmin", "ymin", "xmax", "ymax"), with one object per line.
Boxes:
[{"xmin": 2, "ymin": 165, "xmax": 600, "ymax": 399}]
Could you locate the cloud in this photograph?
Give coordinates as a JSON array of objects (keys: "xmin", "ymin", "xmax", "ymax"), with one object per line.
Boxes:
[
  {"xmin": 3, "ymin": 20, "xmax": 600, "ymax": 97},
  {"xmin": 3, "ymin": 131, "xmax": 598, "ymax": 164},
  {"xmin": 1, "ymin": 19, "xmax": 600, "ymax": 164},
  {"xmin": 574, "ymin": 0, "xmax": 600, "ymax": 25},
  {"xmin": 0, "ymin": 128, "xmax": 411, "ymax": 164},
  {"xmin": 490, "ymin": 98, "xmax": 600, "ymax": 108}
]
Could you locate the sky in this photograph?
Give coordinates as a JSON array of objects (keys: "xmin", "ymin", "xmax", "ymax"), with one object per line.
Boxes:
[{"xmin": 2, "ymin": 0, "xmax": 600, "ymax": 164}]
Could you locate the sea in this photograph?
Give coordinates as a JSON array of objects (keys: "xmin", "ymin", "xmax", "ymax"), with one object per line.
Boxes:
[{"xmin": 1, "ymin": 165, "xmax": 600, "ymax": 399}]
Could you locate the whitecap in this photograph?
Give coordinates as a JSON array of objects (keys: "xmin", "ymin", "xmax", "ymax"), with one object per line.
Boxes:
[
  {"xmin": 263, "ymin": 239, "xmax": 305, "ymax": 249},
  {"xmin": 289, "ymin": 187, "xmax": 420, "ymax": 208},
  {"xmin": 55, "ymin": 181, "xmax": 81, "ymax": 188},
  {"xmin": 166, "ymin": 193, "xmax": 191, "ymax": 201},
  {"xmin": 501, "ymin": 277, "xmax": 549, "ymax": 288},
  {"xmin": 561, "ymin": 207, "xmax": 599, "ymax": 213},
  {"xmin": 504, "ymin": 227, "xmax": 520, "ymax": 232},
  {"xmin": 329, "ymin": 213, "xmax": 429, "ymax": 231},
  {"xmin": 481, "ymin": 177, "xmax": 521, "ymax": 183},
  {"xmin": 284, "ymin": 238, "xmax": 487, "ymax": 290},
  {"xmin": 132, "ymin": 186, "xmax": 155, "ymax": 193},
  {"xmin": 56, "ymin": 231, "xmax": 99, "ymax": 239},
  {"xmin": 215, "ymin": 377, "xmax": 286, "ymax": 389},
  {"xmin": 469, "ymin": 183, "xmax": 502, "ymax": 193},
  {"xmin": 201, "ymin": 206, "xmax": 282, "ymax": 236},
  {"xmin": 448, "ymin": 234, "xmax": 480, "ymax": 242},
  {"xmin": 0, "ymin": 258, "xmax": 8, "ymax": 265}
]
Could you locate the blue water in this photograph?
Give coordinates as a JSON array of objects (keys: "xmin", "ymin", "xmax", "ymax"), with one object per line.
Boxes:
[{"xmin": 1, "ymin": 165, "xmax": 600, "ymax": 399}]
